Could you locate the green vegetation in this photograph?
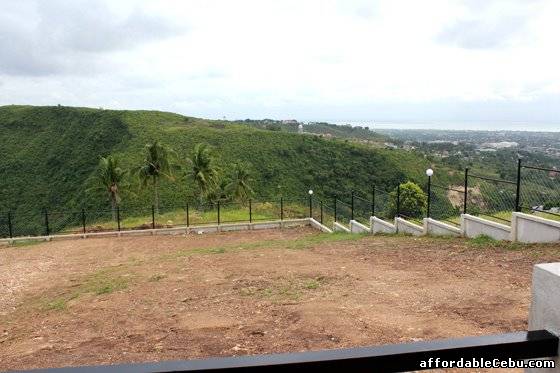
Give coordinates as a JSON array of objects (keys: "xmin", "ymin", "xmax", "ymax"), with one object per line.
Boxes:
[
  {"xmin": 134, "ymin": 140, "xmax": 176, "ymax": 214},
  {"xmin": 0, "ymin": 105, "xmax": 432, "ymax": 235},
  {"xmin": 40, "ymin": 268, "xmax": 130, "ymax": 311},
  {"xmin": 90, "ymin": 156, "xmax": 127, "ymax": 220},
  {"xmin": 389, "ymin": 181, "xmax": 427, "ymax": 218}
]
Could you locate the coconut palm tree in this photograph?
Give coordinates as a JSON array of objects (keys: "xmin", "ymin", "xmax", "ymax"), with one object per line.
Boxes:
[
  {"xmin": 135, "ymin": 140, "xmax": 175, "ymax": 214},
  {"xmin": 188, "ymin": 143, "xmax": 219, "ymax": 206},
  {"xmin": 225, "ymin": 163, "xmax": 254, "ymax": 203},
  {"xmin": 94, "ymin": 156, "xmax": 127, "ymax": 220}
]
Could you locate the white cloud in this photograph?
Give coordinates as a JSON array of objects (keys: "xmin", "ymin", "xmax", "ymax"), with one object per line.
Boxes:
[{"xmin": 0, "ymin": 0, "xmax": 559, "ymax": 125}]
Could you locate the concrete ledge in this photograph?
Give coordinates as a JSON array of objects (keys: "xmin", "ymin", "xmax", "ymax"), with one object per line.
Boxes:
[
  {"xmin": 333, "ymin": 221, "xmax": 351, "ymax": 233},
  {"xmin": 461, "ymin": 214, "xmax": 511, "ymax": 240},
  {"xmin": 528, "ymin": 263, "xmax": 560, "ymax": 372},
  {"xmin": 309, "ymin": 218, "xmax": 333, "ymax": 233},
  {"xmin": 349, "ymin": 220, "xmax": 370, "ymax": 233},
  {"xmin": 395, "ymin": 217, "xmax": 424, "ymax": 236},
  {"xmin": 370, "ymin": 216, "xmax": 396, "ymax": 234},
  {"xmin": 0, "ymin": 219, "xmax": 315, "ymax": 245},
  {"xmin": 423, "ymin": 218, "xmax": 461, "ymax": 237},
  {"xmin": 512, "ymin": 212, "xmax": 560, "ymax": 243}
]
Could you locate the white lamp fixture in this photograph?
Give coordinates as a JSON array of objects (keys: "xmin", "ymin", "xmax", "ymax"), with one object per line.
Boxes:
[
  {"xmin": 308, "ymin": 190, "xmax": 314, "ymax": 195},
  {"xmin": 426, "ymin": 168, "xmax": 434, "ymax": 177}
]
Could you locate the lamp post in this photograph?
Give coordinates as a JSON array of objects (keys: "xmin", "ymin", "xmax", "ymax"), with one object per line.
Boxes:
[
  {"xmin": 308, "ymin": 190, "xmax": 314, "ymax": 218},
  {"xmin": 426, "ymin": 168, "xmax": 433, "ymax": 218}
]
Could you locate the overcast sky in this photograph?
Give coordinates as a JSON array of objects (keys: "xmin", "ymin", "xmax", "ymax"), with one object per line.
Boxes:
[{"xmin": 1, "ymin": 0, "xmax": 559, "ymax": 128}]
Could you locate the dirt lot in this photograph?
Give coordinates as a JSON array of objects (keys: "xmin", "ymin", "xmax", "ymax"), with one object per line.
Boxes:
[{"xmin": 1, "ymin": 228, "xmax": 560, "ymax": 371}]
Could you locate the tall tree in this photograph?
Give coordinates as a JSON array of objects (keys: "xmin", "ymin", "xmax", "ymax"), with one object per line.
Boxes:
[
  {"xmin": 225, "ymin": 163, "xmax": 254, "ymax": 203},
  {"xmin": 94, "ymin": 156, "xmax": 127, "ymax": 220},
  {"xmin": 135, "ymin": 141, "xmax": 175, "ymax": 214},
  {"xmin": 188, "ymin": 143, "xmax": 219, "ymax": 205}
]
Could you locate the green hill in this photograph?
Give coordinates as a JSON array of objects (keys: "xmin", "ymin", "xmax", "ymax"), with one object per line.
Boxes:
[{"xmin": 0, "ymin": 105, "xmax": 432, "ymax": 218}]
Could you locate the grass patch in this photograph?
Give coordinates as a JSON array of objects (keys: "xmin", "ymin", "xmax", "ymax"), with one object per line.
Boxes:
[
  {"xmin": 43, "ymin": 298, "xmax": 67, "ymax": 311},
  {"xmin": 39, "ymin": 268, "xmax": 130, "ymax": 311},
  {"xmin": 468, "ymin": 234, "xmax": 526, "ymax": 250},
  {"xmin": 162, "ymin": 232, "xmax": 367, "ymax": 260},
  {"xmin": 9, "ymin": 240, "xmax": 44, "ymax": 248}
]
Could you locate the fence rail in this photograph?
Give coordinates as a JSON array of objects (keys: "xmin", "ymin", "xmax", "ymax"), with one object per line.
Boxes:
[
  {"xmin": 10, "ymin": 330, "xmax": 558, "ymax": 373},
  {"xmin": 0, "ymin": 197, "xmax": 313, "ymax": 239},
  {"xmin": 3, "ymin": 160, "xmax": 560, "ymax": 239}
]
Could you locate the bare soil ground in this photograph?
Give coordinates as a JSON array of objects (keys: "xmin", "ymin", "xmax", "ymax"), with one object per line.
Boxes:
[{"xmin": 1, "ymin": 228, "xmax": 560, "ymax": 372}]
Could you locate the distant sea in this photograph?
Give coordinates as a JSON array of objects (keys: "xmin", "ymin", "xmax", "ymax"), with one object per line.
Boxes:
[{"xmin": 321, "ymin": 121, "xmax": 560, "ymax": 132}]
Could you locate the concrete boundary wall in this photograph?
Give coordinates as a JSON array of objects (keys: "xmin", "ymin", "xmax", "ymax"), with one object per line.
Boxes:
[
  {"xmin": 511, "ymin": 212, "xmax": 560, "ymax": 243},
  {"xmin": 0, "ymin": 218, "xmax": 315, "ymax": 245},
  {"xmin": 395, "ymin": 217, "xmax": 424, "ymax": 236},
  {"xmin": 461, "ymin": 214, "xmax": 511, "ymax": 240},
  {"xmin": 349, "ymin": 220, "xmax": 370, "ymax": 233},
  {"xmin": 423, "ymin": 218, "xmax": 461, "ymax": 237},
  {"xmin": 527, "ymin": 262, "xmax": 560, "ymax": 372},
  {"xmin": 370, "ymin": 216, "xmax": 396, "ymax": 234},
  {"xmin": 333, "ymin": 221, "xmax": 351, "ymax": 233},
  {"xmin": 309, "ymin": 218, "xmax": 333, "ymax": 233}
]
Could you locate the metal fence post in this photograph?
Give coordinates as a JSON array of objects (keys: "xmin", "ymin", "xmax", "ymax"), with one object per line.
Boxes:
[
  {"xmin": 371, "ymin": 185, "xmax": 375, "ymax": 217},
  {"xmin": 44, "ymin": 209, "xmax": 50, "ymax": 236},
  {"xmin": 217, "ymin": 201, "xmax": 221, "ymax": 225},
  {"xmin": 320, "ymin": 200, "xmax": 323, "ymax": 224},
  {"xmin": 116, "ymin": 206, "xmax": 121, "ymax": 231},
  {"xmin": 151, "ymin": 205, "xmax": 155, "ymax": 229},
  {"xmin": 309, "ymin": 194, "xmax": 313, "ymax": 218},
  {"xmin": 396, "ymin": 185, "xmax": 401, "ymax": 218},
  {"xmin": 81, "ymin": 208, "xmax": 86, "ymax": 234},
  {"xmin": 280, "ymin": 197, "xmax": 284, "ymax": 220},
  {"xmin": 8, "ymin": 211, "xmax": 13, "ymax": 238},
  {"xmin": 334, "ymin": 197, "xmax": 337, "ymax": 222},
  {"xmin": 249, "ymin": 199, "xmax": 252, "ymax": 223},
  {"xmin": 351, "ymin": 191, "xmax": 354, "ymax": 220},
  {"xmin": 427, "ymin": 175, "xmax": 432, "ymax": 218},
  {"xmin": 186, "ymin": 203, "xmax": 190, "ymax": 227},
  {"xmin": 463, "ymin": 168, "xmax": 469, "ymax": 214},
  {"xmin": 515, "ymin": 158, "xmax": 522, "ymax": 212}
]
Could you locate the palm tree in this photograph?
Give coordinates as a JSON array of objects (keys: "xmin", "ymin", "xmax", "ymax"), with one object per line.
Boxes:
[
  {"xmin": 135, "ymin": 141, "xmax": 175, "ymax": 214},
  {"xmin": 225, "ymin": 163, "xmax": 254, "ymax": 203},
  {"xmin": 94, "ymin": 156, "xmax": 127, "ymax": 220},
  {"xmin": 188, "ymin": 143, "xmax": 219, "ymax": 206}
]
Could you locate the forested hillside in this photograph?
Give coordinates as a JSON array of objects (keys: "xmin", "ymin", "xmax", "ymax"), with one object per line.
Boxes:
[{"xmin": 0, "ymin": 105, "xmax": 432, "ymax": 215}]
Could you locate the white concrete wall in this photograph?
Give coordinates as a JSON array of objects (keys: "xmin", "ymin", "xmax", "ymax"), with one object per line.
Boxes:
[
  {"xmin": 527, "ymin": 263, "xmax": 560, "ymax": 372},
  {"xmin": 333, "ymin": 221, "xmax": 351, "ymax": 233},
  {"xmin": 512, "ymin": 212, "xmax": 560, "ymax": 243},
  {"xmin": 423, "ymin": 218, "xmax": 461, "ymax": 237},
  {"xmin": 461, "ymin": 214, "xmax": 511, "ymax": 241},
  {"xmin": 395, "ymin": 217, "xmax": 424, "ymax": 236},
  {"xmin": 349, "ymin": 219, "xmax": 370, "ymax": 233},
  {"xmin": 309, "ymin": 218, "xmax": 333, "ymax": 233},
  {"xmin": 0, "ymin": 219, "xmax": 315, "ymax": 245},
  {"xmin": 370, "ymin": 216, "xmax": 396, "ymax": 234}
]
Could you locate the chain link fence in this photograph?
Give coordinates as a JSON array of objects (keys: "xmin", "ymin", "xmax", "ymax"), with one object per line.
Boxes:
[{"xmin": 519, "ymin": 164, "xmax": 560, "ymax": 220}]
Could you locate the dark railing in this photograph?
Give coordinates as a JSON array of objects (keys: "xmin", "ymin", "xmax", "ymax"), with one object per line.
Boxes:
[
  {"xmin": 10, "ymin": 330, "xmax": 558, "ymax": 373},
  {"xmin": 0, "ymin": 197, "xmax": 313, "ymax": 239}
]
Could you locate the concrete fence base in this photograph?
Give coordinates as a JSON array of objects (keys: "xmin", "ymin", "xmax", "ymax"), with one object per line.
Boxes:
[
  {"xmin": 349, "ymin": 219, "xmax": 370, "ymax": 233},
  {"xmin": 333, "ymin": 221, "xmax": 351, "ymax": 233},
  {"xmin": 309, "ymin": 218, "xmax": 333, "ymax": 233},
  {"xmin": 423, "ymin": 218, "xmax": 461, "ymax": 237},
  {"xmin": 528, "ymin": 262, "xmax": 560, "ymax": 372},
  {"xmin": 395, "ymin": 217, "xmax": 424, "ymax": 236},
  {"xmin": 0, "ymin": 218, "xmax": 323, "ymax": 245},
  {"xmin": 512, "ymin": 212, "xmax": 560, "ymax": 243},
  {"xmin": 370, "ymin": 216, "xmax": 396, "ymax": 234},
  {"xmin": 461, "ymin": 214, "xmax": 511, "ymax": 240}
]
